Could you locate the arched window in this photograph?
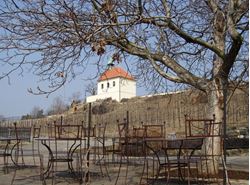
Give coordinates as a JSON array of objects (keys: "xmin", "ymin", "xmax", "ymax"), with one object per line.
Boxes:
[
  {"xmin": 107, "ymin": 82, "xmax": 110, "ymax": 88},
  {"xmin": 113, "ymin": 81, "xmax": 115, "ymax": 87},
  {"xmin": 101, "ymin": 84, "xmax": 104, "ymax": 89}
]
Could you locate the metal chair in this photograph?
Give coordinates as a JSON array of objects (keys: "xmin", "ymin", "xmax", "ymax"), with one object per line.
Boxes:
[
  {"xmin": 132, "ymin": 126, "xmax": 146, "ymax": 159},
  {"xmin": 115, "ymin": 119, "xmax": 141, "ymax": 185},
  {"xmin": 31, "ymin": 125, "xmax": 41, "ymax": 166},
  {"xmin": 94, "ymin": 122, "xmax": 111, "ymax": 180},
  {"xmin": 0, "ymin": 126, "xmax": 16, "ymax": 173},
  {"xmin": 141, "ymin": 123, "xmax": 172, "ymax": 184},
  {"xmin": 12, "ymin": 122, "xmax": 33, "ymax": 167},
  {"xmin": 184, "ymin": 115, "xmax": 224, "ymax": 184},
  {"xmin": 79, "ymin": 122, "xmax": 111, "ymax": 181},
  {"xmin": 143, "ymin": 123, "xmax": 166, "ymax": 139},
  {"xmin": 11, "ymin": 123, "xmax": 44, "ymax": 185},
  {"xmin": 185, "ymin": 114, "xmax": 216, "ymax": 138}
]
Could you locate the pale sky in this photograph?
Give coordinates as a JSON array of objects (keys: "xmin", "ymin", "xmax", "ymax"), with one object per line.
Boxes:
[{"xmin": 0, "ymin": 63, "xmax": 146, "ymax": 118}]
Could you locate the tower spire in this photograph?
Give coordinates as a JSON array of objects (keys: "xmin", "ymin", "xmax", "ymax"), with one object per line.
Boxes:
[{"xmin": 107, "ymin": 57, "xmax": 114, "ymax": 69}]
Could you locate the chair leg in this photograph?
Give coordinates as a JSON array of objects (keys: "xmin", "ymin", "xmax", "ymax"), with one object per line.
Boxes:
[
  {"xmin": 124, "ymin": 155, "xmax": 129, "ymax": 184},
  {"xmin": 10, "ymin": 167, "xmax": 17, "ymax": 185},
  {"xmin": 166, "ymin": 165, "xmax": 171, "ymax": 185},
  {"xmin": 96, "ymin": 148, "xmax": 104, "ymax": 177},
  {"xmin": 32, "ymin": 140, "xmax": 35, "ymax": 166},
  {"xmin": 102, "ymin": 153, "xmax": 111, "ymax": 181},
  {"xmin": 152, "ymin": 165, "xmax": 161, "ymax": 185},
  {"xmin": 3, "ymin": 154, "xmax": 9, "ymax": 174},
  {"xmin": 39, "ymin": 155, "xmax": 47, "ymax": 185},
  {"xmin": 114, "ymin": 154, "xmax": 123, "ymax": 185},
  {"xmin": 187, "ymin": 163, "xmax": 190, "ymax": 185},
  {"xmin": 221, "ymin": 155, "xmax": 231, "ymax": 185},
  {"xmin": 82, "ymin": 149, "xmax": 91, "ymax": 184},
  {"xmin": 139, "ymin": 157, "xmax": 146, "ymax": 185},
  {"xmin": 10, "ymin": 153, "xmax": 45, "ymax": 185},
  {"xmin": 20, "ymin": 142, "xmax": 25, "ymax": 166}
]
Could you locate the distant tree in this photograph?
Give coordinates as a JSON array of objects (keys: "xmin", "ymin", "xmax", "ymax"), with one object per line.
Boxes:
[
  {"xmin": 21, "ymin": 114, "xmax": 32, "ymax": 120},
  {"xmin": 69, "ymin": 92, "xmax": 82, "ymax": 104},
  {"xmin": 47, "ymin": 96, "xmax": 67, "ymax": 115},
  {"xmin": 31, "ymin": 106, "xmax": 44, "ymax": 119},
  {"xmin": 86, "ymin": 81, "xmax": 97, "ymax": 96}
]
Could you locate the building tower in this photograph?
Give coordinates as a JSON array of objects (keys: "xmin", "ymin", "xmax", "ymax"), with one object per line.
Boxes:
[{"xmin": 86, "ymin": 66, "xmax": 136, "ymax": 102}]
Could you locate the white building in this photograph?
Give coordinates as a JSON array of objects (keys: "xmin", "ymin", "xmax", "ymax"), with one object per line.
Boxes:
[{"xmin": 86, "ymin": 67, "xmax": 136, "ymax": 102}]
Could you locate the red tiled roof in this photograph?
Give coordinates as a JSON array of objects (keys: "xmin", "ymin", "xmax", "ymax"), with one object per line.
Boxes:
[{"xmin": 98, "ymin": 67, "xmax": 135, "ymax": 81}]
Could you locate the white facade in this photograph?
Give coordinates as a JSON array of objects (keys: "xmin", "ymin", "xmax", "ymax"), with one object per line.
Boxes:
[{"xmin": 86, "ymin": 77, "xmax": 136, "ymax": 102}]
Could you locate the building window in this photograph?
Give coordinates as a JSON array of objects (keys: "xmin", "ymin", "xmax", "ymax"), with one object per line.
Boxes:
[
  {"xmin": 107, "ymin": 82, "xmax": 110, "ymax": 88},
  {"xmin": 101, "ymin": 84, "xmax": 104, "ymax": 89},
  {"xmin": 113, "ymin": 81, "xmax": 115, "ymax": 87}
]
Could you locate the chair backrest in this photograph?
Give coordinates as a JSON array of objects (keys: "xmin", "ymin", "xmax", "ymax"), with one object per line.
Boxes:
[
  {"xmin": 0, "ymin": 126, "xmax": 15, "ymax": 138},
  {"xmin": 117, "ymin": 119, "xmax": 128, "ymax": 138},
  {"xmin": 32, "ymin": 126, "xmax": 41, "ymax": 139},
  {"xmin": 143, "ymin": 123, "xmax": 165, "ymax": 138},
  {"xmin": 46, "ymin": 122, "xmax": 56, "ymax": 138},
  {"xmin": 185, "ymin": 114, "xmax": 222, "ymax": 138},
  {"xmin": 54, "ymin": 124, "xmax": 82, "ymax": 139},
  {"xmin": 96, "ymin": 122, "xmax": 107, "ymax": 138},
  {"xmin": 13, "ymin": 122, "xmax": 32, "ymax": 141},
  {"xmin": 82, "ymin": 125, "xmax": 96, "ymax": 137},
  {"xmin": 133, "ymin": 126, "xmax": 146, "ymax": 138}
]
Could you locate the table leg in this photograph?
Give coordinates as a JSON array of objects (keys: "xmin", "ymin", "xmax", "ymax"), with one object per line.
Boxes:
[
  {"xmin": 40, "ymin": 140, "xmax": 53, "ymax": 178},
  {"xmin": 10, "ymin": 139, "xmax": 21, "ymax": 167}
]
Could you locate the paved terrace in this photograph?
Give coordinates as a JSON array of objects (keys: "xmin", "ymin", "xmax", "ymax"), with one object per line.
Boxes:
[{"xmin": 0, "ymin": 140, "xmax": 248, "ymax": 185}]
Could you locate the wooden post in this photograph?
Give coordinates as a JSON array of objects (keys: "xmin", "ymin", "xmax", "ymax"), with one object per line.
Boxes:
[
  {"xmin": 86, "ymin": 103, "xmax": 91, "ymax": 183},
  {"xmin": 126, "ymin": 111, "xmax": 129, "ymax": 131},
  {"xmin": 223, "ymin": 81, "xmax": 228, "ymax": 185}
]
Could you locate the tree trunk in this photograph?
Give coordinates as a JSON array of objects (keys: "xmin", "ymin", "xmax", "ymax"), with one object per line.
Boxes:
[
  {"xmin": 199, "ymin": 79, "xmax": 225, "ymax": 176},
  {"xmin": 197, "ymin": 6, "xmax": 227, "ymax": 176}
]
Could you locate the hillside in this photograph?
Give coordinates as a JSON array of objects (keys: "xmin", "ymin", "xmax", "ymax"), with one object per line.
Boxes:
[{"xmin": 2, "ymin": 87, "xmax": 248, "ymax": 137}]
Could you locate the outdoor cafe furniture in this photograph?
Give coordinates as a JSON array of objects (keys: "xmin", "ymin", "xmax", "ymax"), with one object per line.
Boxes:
[
  {"xmin": 13, "ymin": 123, "xmax": 43, "ymax": 167},
  {"xmin": 37, "ymin": 123, "xmax": 84, "ymax": 184},
  {"xmin": 93, "ymin": 122, "xmax": 110, "ymax": 180},
  {"xmin": 31, "ymin": 125, "xmax": 41, "ymax": 166},
  {"xmin": 139, "ymin": 121, "xmax": 213, "ymax": 185},
  {"xmin": 114, "ymin": 119, "xmax": 146, "ymax": 185},
  {"xmin": 79, "ymin": 122, "xmax": 111, "ymax": 182},
  {"xmin": 0, "ymin": 126, "xmax": 16, "ymax": 166},
  {"xmin": 37, "ymin": 120, "xmax": 112, "ymax": 184},
  {"xmin": 141, "ymin": 136, "xmax": 204, "ymax": 185},
  {"xmin": 114, "ymin": 120, "xmax": 130, "ymax": 185},
  {"xmin": 140, "ymin": 115, "xmax": 224, "ymax": 185},
  {"xmin": 140, "ymin": 123, "xmax": 171, "ymax": 184},
  {"xmin": 9, "ymin": 123, "xmax": 46, "ymax": 185},
  {"xmin": 184, "ymin": 115, "xmax": 224, "ymax": 184},
  {"xmin": 112, "ymin": 120, "xmax": 167, "ymax": 185},
  {"xmin": 0, "ymin": 123, "xmax": 34, "ymax": 168}
]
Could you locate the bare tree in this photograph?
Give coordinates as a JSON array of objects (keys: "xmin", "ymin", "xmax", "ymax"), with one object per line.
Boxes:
[
  {"xmin": 30, "ymin": 106, "xmax": 44, "ymax": 119},
  {"xmin": 85, "ymin": 81, "xmax": 97, "ymax": 96},
  {"xmin": 69, "ymin": 91, "xmax": 82, "ymax": 104},
  {"xmin": 47, "ymin": 96, "xmax": 67, "ymax": 115},
  {"xmin": 0, "ymin": 0, "xmax": 248, "ymax": 174}
]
